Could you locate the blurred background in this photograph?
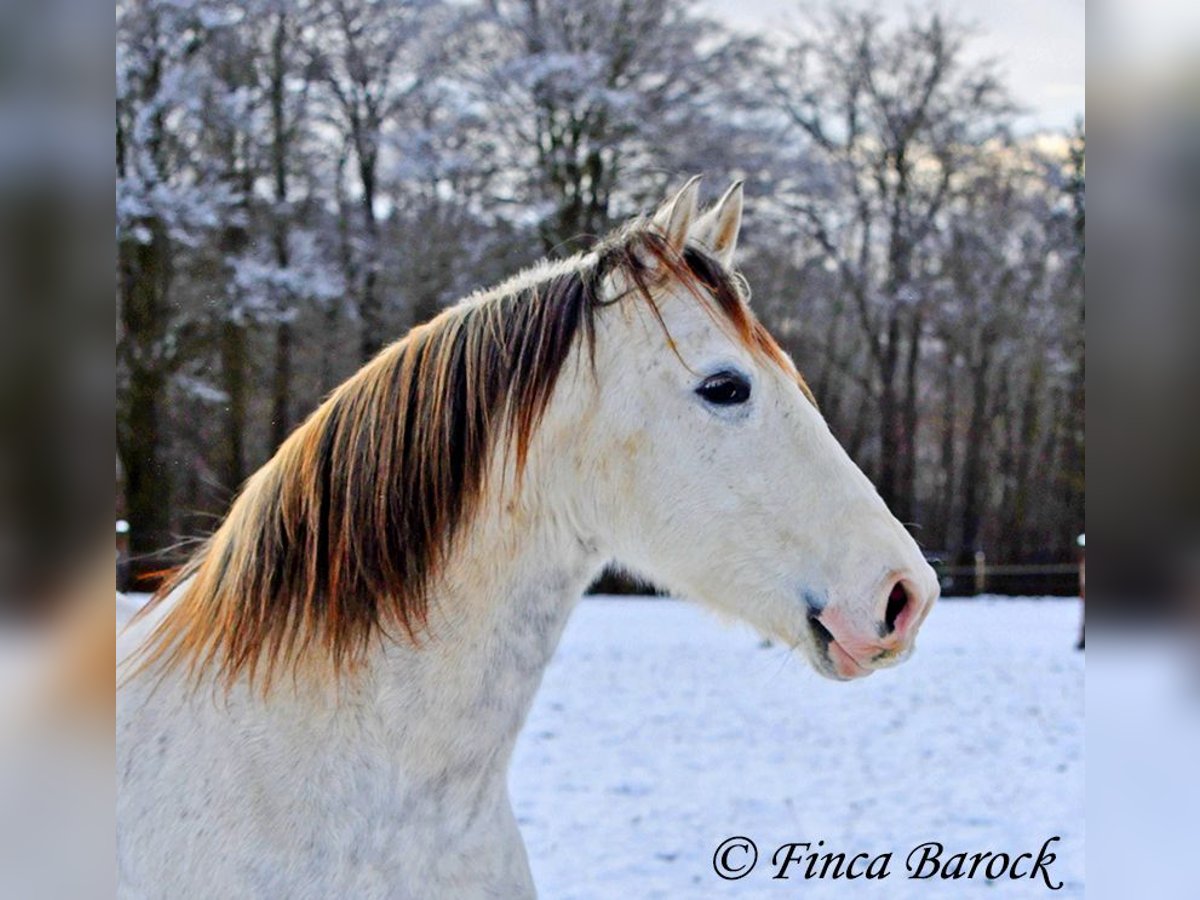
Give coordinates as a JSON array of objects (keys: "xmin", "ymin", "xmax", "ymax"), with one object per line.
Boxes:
[{"xmin": 112, "ymin": 0, "xmax": 1085, "ymax": 597}]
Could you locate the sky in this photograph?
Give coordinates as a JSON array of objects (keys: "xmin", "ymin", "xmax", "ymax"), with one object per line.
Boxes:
[{"xmin": 700, "ymin": 0, "xmax": 1085, "ymax": 134}]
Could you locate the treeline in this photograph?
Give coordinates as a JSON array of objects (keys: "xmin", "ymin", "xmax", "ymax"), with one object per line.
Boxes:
[{"xmin": 116, "ymin": 0, "xmax": 1084, "ymax": 577}]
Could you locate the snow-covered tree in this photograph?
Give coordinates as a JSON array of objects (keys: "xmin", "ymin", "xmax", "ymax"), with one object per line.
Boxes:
[
  {"xmin": 117, "ymin": 0, "xmax": 240, "ymax": 556},
  {"xmin": 764, "ymin": 8, "xmax": 1016, "ymax": 523},
  {"xmin": 115, "ymin": 0, "xmax": 1084, "ymax": 582},
  {"xmin": 463, "ymin": 0, "xmax": 761, "ymax": 251}
]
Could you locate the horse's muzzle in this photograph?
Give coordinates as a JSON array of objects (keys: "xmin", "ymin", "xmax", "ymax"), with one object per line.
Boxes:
[{"xmin": 808, "ymin": 574, "xmax": 938, "ymax": 680}]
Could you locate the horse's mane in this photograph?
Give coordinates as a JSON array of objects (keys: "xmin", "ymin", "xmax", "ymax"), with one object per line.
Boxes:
[{"xmin": 127, "ymin": 225, "xmax": 799, "ymax": 692}]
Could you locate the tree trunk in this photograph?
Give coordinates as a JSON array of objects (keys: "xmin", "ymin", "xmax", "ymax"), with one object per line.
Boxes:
[
  {"xmin": 879, "ymin": 142, "xmax": 914, "ymax": 520},
  {"xmin": 896, "ymin": 310, "xmax": 922, "ymax": 524},
  {"xmin": 933, "ymin": 342, "xmax": 957, "ymax": 550},
  {"xmin": 876, "ymin": 311, "xmax": 901, "ymax": 512},
  {"xmin": 271, "ymin": 322, "xmax": 292, "ymax": 449},
  {"xmin": 845, "ymin": 385, "xmax": 874, "ymax": 476},
  {"xmin": 1018, "ymin": 362, "xmax": 1042, "ymax": 556},
  {"xmin": 814, "ymin": 299, "xmax": 845, "ymax": 427},
  {"xmin": 359, "ymin": 165, "xmax": 382, "ymax": 361},
  {"xmin": 994, "ymin": 364, "xmax": 1018, "ymax": 558},
  {"xmin": 958, "ymin": 347, "xmax": 992, "ymax": 562},
  {"xmin": 117, "ymin": 232, "xmax": 173, "ymax": 562},
  {"xmin": 269, "ymin": 8, "xmax": 293, "ymax": 450},
  {"xmin": 117, "ymin": 34, "xmax": 174, "ymax": 565},
  {"xmin": 330, "ymin": 148, "xmax": 357, "ymax": 391},
  {"xmin": 120, "ymin": 364, "xmax": 169, "ymax": 561},
  {"xmin": 219, "ymin": 319, "xmax": 247, "ymax": 493}
]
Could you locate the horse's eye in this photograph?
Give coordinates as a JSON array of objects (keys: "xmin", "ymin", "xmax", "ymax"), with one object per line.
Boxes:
[{"xmin": 696, "ymin": 371, "xmax": 751, "ymax": 406}]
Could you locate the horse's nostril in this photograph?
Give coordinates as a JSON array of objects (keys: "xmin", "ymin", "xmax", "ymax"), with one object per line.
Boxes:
[{"xmin": 884, "ymin": 582, "xmax": 909, "ymax": 635}]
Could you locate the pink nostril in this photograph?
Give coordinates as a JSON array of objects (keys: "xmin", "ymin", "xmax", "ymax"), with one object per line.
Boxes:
[{"xmin": 883, "ymin": 582, "xmax": 910, "ymax": 636}]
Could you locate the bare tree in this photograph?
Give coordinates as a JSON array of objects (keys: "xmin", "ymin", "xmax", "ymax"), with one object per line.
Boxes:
[
  {"xmin": 766, "ymin": 8, "xmax": 1015, "ymax": 523},
  {"xmin": 931, "ymin": 143, "xmax": 1062, "ymax": 561},
  {"xmin": 470, "ymin": 0, "xmax": 755, "ymax": 251},
  {"xmin": 309, "ymin": 0, "xmax": 446, "ymax": 360},
  {"xmin": 117, "ymin": 0, "xmax": 235, "ymax": 560}
]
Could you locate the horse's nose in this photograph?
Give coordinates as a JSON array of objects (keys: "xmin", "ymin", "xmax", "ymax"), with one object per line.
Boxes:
[
  {"xmin": 877, "ymin": 575, "xmax": 934, "ymax": 643},
  {"xmin": 811, "ymin": 570, "xmax": 937, "ymax": 678},
  {"xmin": 882, "ymin": 579, "xmax": 914, "ymax": 638}
]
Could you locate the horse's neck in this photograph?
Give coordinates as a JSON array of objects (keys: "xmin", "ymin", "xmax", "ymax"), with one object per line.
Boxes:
[
  {"xmin": 348, "ymin": 505, "xmax": 603, "ymax": 782},
  {"xmin": 117, "ymin": 502, "xmax": 602, "ymax": 896}
]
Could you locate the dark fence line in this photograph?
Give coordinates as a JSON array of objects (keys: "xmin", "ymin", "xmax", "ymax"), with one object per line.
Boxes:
[{"xmin": 935, "ymin": 559, "xmax": 1082, "ymax": 597}]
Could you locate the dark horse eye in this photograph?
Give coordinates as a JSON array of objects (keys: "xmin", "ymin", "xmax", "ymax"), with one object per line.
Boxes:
[{"xmin": 696, "ymin": 371, "xmax": 751, "ymax": 406}]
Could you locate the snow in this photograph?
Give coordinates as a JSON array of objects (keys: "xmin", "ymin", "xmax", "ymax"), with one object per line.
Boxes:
[
  {"xmin": 510, "ymin": 597, "xmax": 1085, "ymax": 898},
  {"xmin": 116, "ymin": 593, "xmax": 1084, "ymax": 895},
  {"xmin": 1086, "ymin": 634, "xmax": 1199, "ymax": 900}
]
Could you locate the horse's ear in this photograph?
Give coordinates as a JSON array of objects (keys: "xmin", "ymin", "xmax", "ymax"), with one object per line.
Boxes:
[
  {"xmin": 651, "ymin": 175, "xmax": 701, "ymax": 253},
  {"xmin": 692, "ymin": 180, "xmax": 743, "ymax": 268}
]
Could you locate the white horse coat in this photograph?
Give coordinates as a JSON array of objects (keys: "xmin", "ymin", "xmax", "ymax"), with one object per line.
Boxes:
[{"xmin": 118, "ymin": 180, "xmax": 938, "ymax": 898}]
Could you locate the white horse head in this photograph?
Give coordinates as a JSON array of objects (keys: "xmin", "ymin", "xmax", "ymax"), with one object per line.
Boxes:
[{"xmin": 530, "ymin": 177, "xmax": 939, "ymax": 679}]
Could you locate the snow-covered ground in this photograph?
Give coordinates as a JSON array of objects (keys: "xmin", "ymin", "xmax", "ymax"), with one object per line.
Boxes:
[
  {"xmin": 511, "ymin": 597, "xmax": 1084, "ymax": 898},
  {"xmin": 118, "ymin": 592, "xmax": 1084, "ymax": 896}
]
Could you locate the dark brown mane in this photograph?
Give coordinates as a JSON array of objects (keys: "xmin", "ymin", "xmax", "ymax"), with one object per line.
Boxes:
[{"xmin": 127, "ymin": 226, "xmax": 800, "ymax": 692}]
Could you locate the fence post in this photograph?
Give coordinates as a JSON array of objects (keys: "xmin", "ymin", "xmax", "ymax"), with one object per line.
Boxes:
[{"xmin": 974, "ymin": 550, "xmax": 987, "ymax": 595}]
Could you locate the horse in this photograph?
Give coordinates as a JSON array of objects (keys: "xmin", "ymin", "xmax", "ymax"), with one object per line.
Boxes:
[{"xmin": 117, "ymin": 178, "xmax": 939, "ymax": 898}]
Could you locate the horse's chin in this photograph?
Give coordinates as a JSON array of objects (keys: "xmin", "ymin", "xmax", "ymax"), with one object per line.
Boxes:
[
  {"xmin": 805, "ymin": 633, "xmax": 916, "ymax": 681},
  {"xmin": 812, "ymin": 643, "xmax": 875, "ymax": 681},
  {"xmin": 701, "ymin": 596, "xmax": 896, "ymax": 681},
  {"xmin": 796, "ymin": 616, "xmax": 904, "ymax": 681}
]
